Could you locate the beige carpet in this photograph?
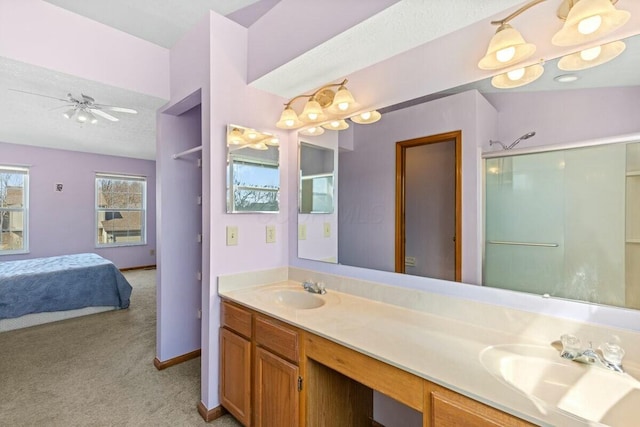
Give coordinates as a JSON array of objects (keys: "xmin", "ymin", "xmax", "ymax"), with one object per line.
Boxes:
[{"xmin": 0, "ymin": 268, "xmax": 241, "ymax": 427}]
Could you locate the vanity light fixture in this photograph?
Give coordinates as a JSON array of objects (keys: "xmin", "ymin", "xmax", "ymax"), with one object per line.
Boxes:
[
  {"xmin": 491, "ymin": 62, "xmax": 545, "ymax": 89},
  {"xmin": 276, "ymin": 78, "xmax": 359, "ymax": 130},
  {"xmin": 552, "ymin": 0, "xmax": 630, "ymax": 46},
  {"xmin": 227, "ymin": 127, "xmax": 278, "ymax": 150},
  {"xmin": 558, "ymin": 39, "xmax": 626, "ymax": 70},
  {"xmin": 477, "ymin": 0, "xmax": 545, "ymax": 70}
]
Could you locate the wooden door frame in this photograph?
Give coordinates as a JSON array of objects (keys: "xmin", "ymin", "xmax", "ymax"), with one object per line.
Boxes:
[{"xmin": 395, "ymin": 130, "xmax": 462, "ymax": 281}]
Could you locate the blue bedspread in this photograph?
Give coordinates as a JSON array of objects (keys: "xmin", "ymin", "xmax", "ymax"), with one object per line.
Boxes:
[{"xmin": 0, "ymin": 253, "xmax": 133, "ymax": 320}]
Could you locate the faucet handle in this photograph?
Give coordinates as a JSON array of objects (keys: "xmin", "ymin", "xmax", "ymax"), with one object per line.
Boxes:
[
  {"xmin": 601, "ymin": 337, "xmax": 625, "ymax": 366},
  {"xmin": 560, "ymin": 334, "xmax": 582, "ymax": 359}
]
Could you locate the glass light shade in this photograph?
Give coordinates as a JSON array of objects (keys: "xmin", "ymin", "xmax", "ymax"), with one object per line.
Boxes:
[
  {"xmin": 558, "ymin": 40, "xmax": 626, "ymax": 70},
  {"xmin": 249, "ymin": 142, "xmax": 269, "ymax": 150},
  {"xmin": 245, "ymin": 129, "xmax": 258, "ymax": 139},
  {"xmin": 276, "ymin": 106, "xmax": 303, "ymax": 129},
  {"xmin": 75, "ymin": 109, "xmax": 90, "ymax": 123},
  {"xmin": 265, "ymin": 136, "xmax": 279, "ymax": 146},
  {"xmin": 328, "ymin": 86, "xmax": 357, "ymax": 113},
  {"xmin": 350, "ymin": 110, "xmax": 382, "ymax": 124},
  {"xmin": 63, "ymin": 108, "xmax": 76, "ymax": 120},
  {"xmin": 491, "ymin": 63, "xmax": 544, "ymax": 89},
  {"xmin": 300, "ymin": 99, "xmax": 325, "ymax": 123},
  {"xmin": 228, "ymin": 128, "xmax": 245, "ymax": 145},
  {"xmin": 299, "ymin": 126, "xmax": 325, "ymax": 136},
  {"xmin": 552, "ymin": 0, "xmax": 630, "ymax": 46},
  {"xmin": 322, "ymin": 119, "xmax": 349, "ymax": 131},
  {"xmin": 478, "ymin": 24, "xmax": 536, "ymax": 70}
]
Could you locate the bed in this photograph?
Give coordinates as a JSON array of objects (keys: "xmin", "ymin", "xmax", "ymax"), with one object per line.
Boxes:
[{"xmin": 0, "ymin": 253, "xmax": 133, "ymax": 331}]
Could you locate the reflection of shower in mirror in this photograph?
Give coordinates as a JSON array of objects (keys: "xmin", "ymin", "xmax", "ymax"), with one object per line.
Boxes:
[{"xmin": 490, "ymin": 131, "xmax": 536, "ymax": 150}]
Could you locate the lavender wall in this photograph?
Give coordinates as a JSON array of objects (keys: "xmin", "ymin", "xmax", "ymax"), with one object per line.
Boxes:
[
  {"xmin": 204, "ymin": 12, "xmax": 289, "ymax": 410},
  {"xmin": 247, "ymin": 0, "xmax": 400, "ymax": 84},
  {"xmin": 0, "ymin": 141, "xmax": 156, "ymax": 268},
  {"xmin": 484, "ymin": 86, "xmax": 640, "ymax": 150}
]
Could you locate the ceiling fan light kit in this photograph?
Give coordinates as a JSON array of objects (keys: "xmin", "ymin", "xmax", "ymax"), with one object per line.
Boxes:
[{"xmin": 9, "ymin": 89, "xmax": 138, "ymax": 125}]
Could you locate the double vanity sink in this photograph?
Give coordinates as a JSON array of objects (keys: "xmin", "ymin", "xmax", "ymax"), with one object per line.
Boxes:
[{"xmin": 220, "ymin": 277, "xmax": 640, "ymax": 426}]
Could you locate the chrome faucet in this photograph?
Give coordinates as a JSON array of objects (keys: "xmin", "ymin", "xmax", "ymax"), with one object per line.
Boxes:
[
  {"xmin": 560, "ymin": 334, "xmax": 625, "ymax": 373},
  {"xmin": 302, "ymin": 280, "xmax": 326, "ymax": 295}
]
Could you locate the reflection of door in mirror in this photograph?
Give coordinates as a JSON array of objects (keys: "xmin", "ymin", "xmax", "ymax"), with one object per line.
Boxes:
[{"xmin": 395, "ymin": 131, "xmax": 462, "ymax": 281}]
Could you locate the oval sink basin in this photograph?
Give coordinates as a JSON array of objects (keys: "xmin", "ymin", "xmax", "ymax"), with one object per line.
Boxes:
[
  {"xmin": 271, "ymin": 290, "xmax": 326, "ymax": 310},
  {"xmin": 480, "ymin": 344, "xmax": 640, "ymax": 426}
]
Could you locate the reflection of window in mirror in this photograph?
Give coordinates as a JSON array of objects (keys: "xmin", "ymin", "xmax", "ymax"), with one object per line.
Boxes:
[
  {"xmin": 299, "ymin": 142, "xmax": 335, "ymax": 214},
  {"xmin": 226, "ymin": 124, "xmax": 280, "ymax": 213}
]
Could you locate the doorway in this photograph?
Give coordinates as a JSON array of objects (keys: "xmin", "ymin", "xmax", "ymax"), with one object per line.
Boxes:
[{"xmin": 395, "ymin": 131, "xmax": 461, "ymax": 281}]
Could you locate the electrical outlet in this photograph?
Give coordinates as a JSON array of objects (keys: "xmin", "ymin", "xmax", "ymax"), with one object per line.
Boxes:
[
  {"xmin": 266, "ymin": 225, "xmax": 276, "ymax": 243},
  {"xmin": 298, "ymin": 224, "xmax": 307, "ymax": 240},
  {"xmin": 226, "ymin": 226, "xmax": 238, "ymax": 246},
  {"xmin": 323, "ymin": 222, "xmax": 331, "ymax": 238}
]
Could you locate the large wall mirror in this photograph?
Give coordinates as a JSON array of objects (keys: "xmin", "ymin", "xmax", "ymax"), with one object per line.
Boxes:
[
  {"xmin": 226, "ymin": 124, "xmax": 280, "ymax": 213},
  {"xmin": 297, "ymin": 33, "xmax": 640, "ymax": 311}
]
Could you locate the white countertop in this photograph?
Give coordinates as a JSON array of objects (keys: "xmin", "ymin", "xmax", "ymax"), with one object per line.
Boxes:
[{"xmin": 219, "ymin": 277, "xmax": 640, "ymax": 427}]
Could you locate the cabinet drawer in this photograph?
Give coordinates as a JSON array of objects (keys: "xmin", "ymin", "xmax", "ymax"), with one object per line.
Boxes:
[
  {"xmin": 255, "ymin": 316, "xmax": 299, "ymax": 363},
  {"xmin": 221, "ymin": 301, "xmax": 252, "ymax": 339}
]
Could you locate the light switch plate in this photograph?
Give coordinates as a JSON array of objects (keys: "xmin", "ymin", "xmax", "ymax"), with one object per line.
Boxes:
[
  {"xmin": 298, "ymin": 224, "xmax": 307, "ymax": 240},
  {"xmin": 323, "ymin": 222, "xmax": 331, "ymax": 238},
  {"xmin": 226, "ymin": 226, "xmax": 238, "ymax": 246},
  {"xmin": 266, "ymin": 225, "xmax": 276, "ymax": 243}
]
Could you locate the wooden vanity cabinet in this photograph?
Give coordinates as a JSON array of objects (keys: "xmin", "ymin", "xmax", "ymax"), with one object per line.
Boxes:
[
  {"xmin": 221, "ymin": 300, "xmax": 534, "ymax": 427},
  {"xmin": 220, "ymin": 300, "xmax": 302, "ymax": 427},
  {"xmin": 220, "ymin": 302, "xmax": 252, "ymax": 426}
]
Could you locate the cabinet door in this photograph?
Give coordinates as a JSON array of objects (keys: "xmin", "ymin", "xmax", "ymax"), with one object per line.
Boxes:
[
  {"xmin": 220, "ymin": 328, "xmax": 251, "ymax": 426},
  {"xmin": 425, "ymin": 383, "xmax": 535, "ymax": 427},
  {"xmin": 255, "ymin": 347, "xmax": 299, "ymax": 427}
]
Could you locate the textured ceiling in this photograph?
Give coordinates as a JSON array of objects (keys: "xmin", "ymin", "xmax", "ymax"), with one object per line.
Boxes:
[
  {"xmin": 0, "ymin": 57, "xmax": 166, "ymax": 160},
  {"xmin": 43, "ymin": 0, "xmax": 262, "ymax": 48}
]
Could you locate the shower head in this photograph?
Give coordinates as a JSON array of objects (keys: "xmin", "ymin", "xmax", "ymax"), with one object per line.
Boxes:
[{"xmin": 508, "ymin": 131, "xmax": 536, "ymax": 149}]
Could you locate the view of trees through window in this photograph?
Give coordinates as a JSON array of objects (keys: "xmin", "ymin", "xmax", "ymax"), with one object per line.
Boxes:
[
  {"xmin": 228, "ymin": 159, "xmax": 279, "ymax": 212},
  {"xmin": 0, "ymin": 167, "xmax": 28, "ymax": 253},
  {"xmin": 96, "ymin": 174, "xmax": 146, "ymax": 245}
]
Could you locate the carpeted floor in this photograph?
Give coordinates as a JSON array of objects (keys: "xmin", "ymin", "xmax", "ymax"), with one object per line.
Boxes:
[{"xmin": 0, "ymin": 268, "xmax": 241, "ymax": 427}]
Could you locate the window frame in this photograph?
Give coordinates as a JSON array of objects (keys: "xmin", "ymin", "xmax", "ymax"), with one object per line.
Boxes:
[
  {"xmin": 95, "ymin": 172, "xmax": 147, "ymax": 248},
  {"xmin": 0, "ymin": 165, "xmax": 29, "ymax": 255}
]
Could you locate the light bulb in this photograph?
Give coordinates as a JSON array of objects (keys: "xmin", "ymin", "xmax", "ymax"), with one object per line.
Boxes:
[
  {"xmin": 76, "ymin": 110, "xmax": 89, "ymax": 123},
  {"xmin": 338, "ymin": 102, "xmax": 349, "ymax": 111},
  {"xmin": 507, "ymin": 68, "xmax": 525, "ymax": 81},
  {"xmin": 580, "ymin": 45, "xmax": 602, "ymax": 61},
  {"xmin": 330, "ymin": 121, "xmax": 341, "ymax": 128},
  {"xmin": 246, "ymin": 130, "xmax": 258, "ymax": 139},
  {"xmin": 578, "ymin": 14, "xmax": 602, "ymax": 35},
  {"xmin": 308, "ymin": 113, "xmax": 319, "ymax": 121},
  {"xmin": 496, "ymin": 46, "xmax": 516, "ymax": 63},
  {"xmin": 308, "ymin": 127, "xmax": 318, "ymax": 134},
  {"xmin": 360, "ymin": 112, "xmax": 372, "ymax": 121},
  {"xmin": 285, "ymin": 119, "xmax": 294, "ymax": 127}
]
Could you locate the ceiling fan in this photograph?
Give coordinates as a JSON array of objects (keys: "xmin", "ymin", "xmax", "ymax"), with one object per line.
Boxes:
[{"xmin": 10, "ymin": 89, "xmax": 138, "ymax": 124}]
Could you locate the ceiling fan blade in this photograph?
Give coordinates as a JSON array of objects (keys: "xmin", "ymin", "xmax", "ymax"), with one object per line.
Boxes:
[
  {"xmin": 94, "ymin": 104, "xmax": 138, "ymax": 114},
  {"xmin": 49, "ymin": 104, "xmax": 75, "ymax": 111},
  {"xmin": 9, "ymin": 88, "xmax": 68, "ymax": 102},
  {"xmin": 89, "ymin": 108, "xmax": 119, "ymax": 122},
  {"xmin": 81, "ymin": 93, "xmax": 95, "ymax": 104}
]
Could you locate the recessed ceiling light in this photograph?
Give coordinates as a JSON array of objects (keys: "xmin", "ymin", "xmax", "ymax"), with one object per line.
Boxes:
[{"xmin": 554, "ymin": 74, "xmax": 580, "ymax": 83}]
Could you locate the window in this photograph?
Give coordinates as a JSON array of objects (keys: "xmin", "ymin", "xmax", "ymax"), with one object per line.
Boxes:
[
  {"xmin": 96, "ymin": 173, "xmax": 146, "ymax": 246},
  {"xmin": 0, "ymin": 166, "xmax": 29, "ymax": 255},
  {"xmin": 227, "ymin": 155, "xmax": 280, "ymax": 212}
]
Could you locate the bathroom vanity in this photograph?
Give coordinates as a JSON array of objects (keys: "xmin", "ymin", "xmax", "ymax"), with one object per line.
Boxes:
[{"xmin": 218, "ymin": 271, "xmax": 640, "ymax": 426}]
